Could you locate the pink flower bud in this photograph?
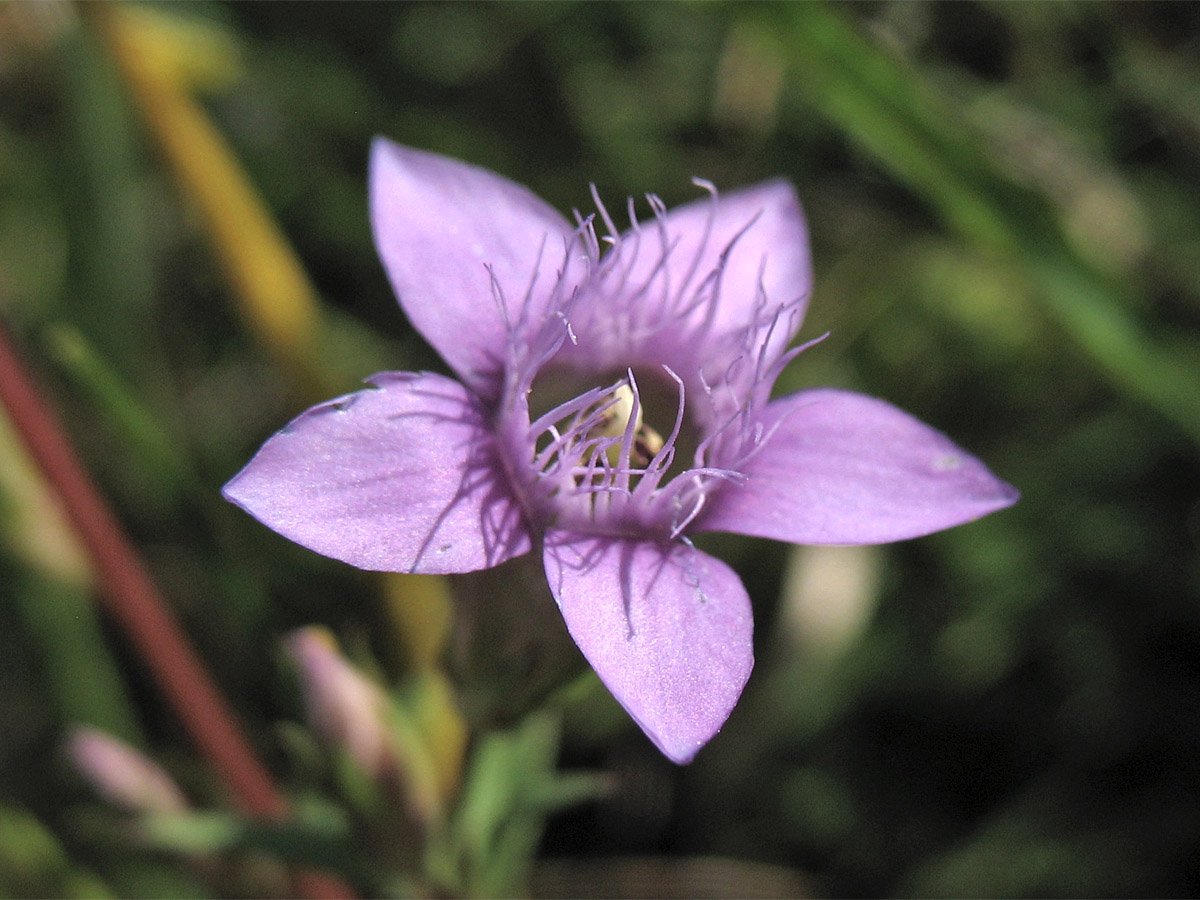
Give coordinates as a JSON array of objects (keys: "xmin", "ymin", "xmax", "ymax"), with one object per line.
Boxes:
[
  {"xmin": 284, "ymin": 627, "xmax": 391, "ymax": 780},
  {"xmin": 66, "ymin": 727, "xmax": 188, "ymax": 814}
]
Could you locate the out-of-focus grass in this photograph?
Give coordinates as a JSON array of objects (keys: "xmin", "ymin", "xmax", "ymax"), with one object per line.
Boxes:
[
  {"xmin": 777, "ymin": 3, "xmax": 1200, "ymax": 449},
  {"xmin": 0, "ymin": 2, "xmax": 1197, "ymax": 897}
]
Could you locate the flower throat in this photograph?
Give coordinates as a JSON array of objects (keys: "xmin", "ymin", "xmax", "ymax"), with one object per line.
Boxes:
[{"xmin": 523, "ymin": 364, "xmax": 702, "ymax": 524}]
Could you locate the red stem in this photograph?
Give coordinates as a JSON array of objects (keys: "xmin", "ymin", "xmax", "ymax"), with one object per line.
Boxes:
[{"xmin": 0, "ymin": 320, "xmax": 355, "ymax": 900}]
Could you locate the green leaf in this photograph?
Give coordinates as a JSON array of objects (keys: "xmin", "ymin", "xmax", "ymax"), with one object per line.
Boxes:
[
  {"xmin": 44, "ymin": 326, "xmax": 193, "ymax": 510},
  {"xmin": 11, "ymin": 574, "xmax": 143, "ymax": 745},
  {"xmin": 431, "ymin": 712, "xmax": 609, "ymax": 898},
  {"xmin": 0, "ymin": 803, "xmax": 114, "ymax": 899}
]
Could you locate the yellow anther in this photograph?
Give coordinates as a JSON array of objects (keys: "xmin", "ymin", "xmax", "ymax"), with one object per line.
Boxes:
[
  {"xmin": 600, "ymin": 383, "xmax": 643, "ymax": 440},
  {"xmin": 598, "ymin": 383, "xmax": 663, "ymax": 469}
]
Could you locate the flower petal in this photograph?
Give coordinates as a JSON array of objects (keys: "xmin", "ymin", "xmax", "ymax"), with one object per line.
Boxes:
[
  {"xmin": 543, "ymin": 529, "xmax": 753, "ymax": 764},
  {"xmin": 699, "ymin": 389, "xmax": 1019, "ymax": 544},
  {"xmin": 555, "ymin": 179, "xmax": 811, "ymax": 415},
  {"xmin": 640, "ymin": 177, "xmax": 810, "ymax": 341},
  {"xmin": 370, "ymin": 139, "xmax": 578, "ymax": 399},
  {"xmin": 223, "ymin": 372, "xmax": 530, "ymax": 574}
]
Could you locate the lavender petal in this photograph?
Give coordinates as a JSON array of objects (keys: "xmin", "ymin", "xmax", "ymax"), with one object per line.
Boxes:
[
  {"xmin": 543, "ymin": 529, "xmax": 753, "ymax": 764},
  {"xmin": 699, "ymin": 388, "xmax": 1019, "ymax": 545},
  {"xmin": 224, "ymin": 371, "xmax": 531, "ymax": 574},
  {"xmin": 370, "ymin": 138, "xmax": 580, "ymax": 400}
]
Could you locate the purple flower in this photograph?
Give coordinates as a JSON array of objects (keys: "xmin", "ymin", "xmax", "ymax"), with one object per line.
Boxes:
[{"xmin": 225, "ymin": 140, "xmax": 1017, "ymax": 763}]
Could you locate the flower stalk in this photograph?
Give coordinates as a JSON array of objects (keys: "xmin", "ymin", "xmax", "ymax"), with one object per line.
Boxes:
[
  {"xmin": 82, "ymin": 2, "xmax": 327, "ymax": 398},
  {"xmin": 0, "ymin": 319, "xmax": 355, "ymax": 900}
]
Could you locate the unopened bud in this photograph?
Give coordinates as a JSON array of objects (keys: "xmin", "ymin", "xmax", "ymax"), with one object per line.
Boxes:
[
  {"xmin": 284, "ymin": 627, "xmax": 391, "ymax": 780},
  {"xmin": 65, "ymin": 728, "xmax": 188, "ymax": 814}
]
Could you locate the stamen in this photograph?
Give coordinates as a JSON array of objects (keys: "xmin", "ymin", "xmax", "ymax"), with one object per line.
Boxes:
[
  {"xmin": 614, "ymin": 375, "xmax": 642, "ymax": 491},
  {"xmin": 604, "ymin": 382, "xmax": 643, "ymax": 441}
]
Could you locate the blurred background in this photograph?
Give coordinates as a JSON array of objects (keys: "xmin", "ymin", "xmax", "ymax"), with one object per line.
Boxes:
[{"xmin": 2, "ymin": 1, "xmax": 1199, "ymax": 897}]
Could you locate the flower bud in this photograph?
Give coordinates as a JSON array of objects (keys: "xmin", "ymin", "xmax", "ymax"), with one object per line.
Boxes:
[
  {"xmin": 66, "ymin": 727, "xmax": 188, "ymax": 814},
  {"xmin": 284, "ymin": 627, "xmax": 391, "ymax": 781}
]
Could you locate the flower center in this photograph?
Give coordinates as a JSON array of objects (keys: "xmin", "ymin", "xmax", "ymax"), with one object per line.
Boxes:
[
  {"xmin": 591, "ymin": 382, "xmax": 664, "ymax": 469},
  {"xmin": 516, "ymin": 364, "xmax": 701, "ymax": 534}
]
